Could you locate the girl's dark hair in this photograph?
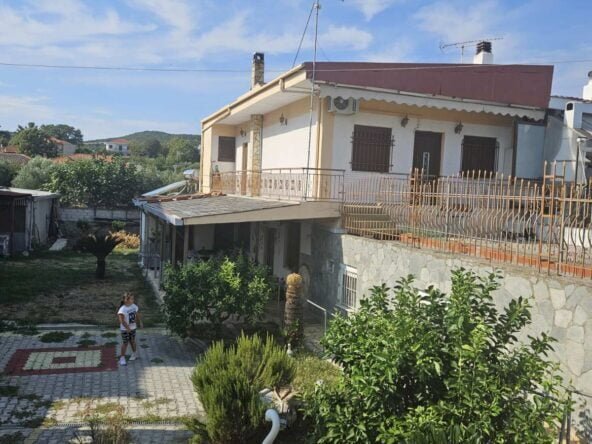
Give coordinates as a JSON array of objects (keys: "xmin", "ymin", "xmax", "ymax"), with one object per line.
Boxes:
[{"xmin": 120, "ymin": 292, "xmax": 133, "ymax": 307}]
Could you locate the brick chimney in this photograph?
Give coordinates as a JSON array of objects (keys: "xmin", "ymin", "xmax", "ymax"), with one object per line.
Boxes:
[
  {"xmin": 583, "ymin": 71, "xmax": 592, "ymax": 101},
  {"xmin": 473, "ymin": 41, "xmax": 494, "ymax": 64},
  {"xmin": 251, "ymin": 52, "xmax": 265, "ymax": 89}
]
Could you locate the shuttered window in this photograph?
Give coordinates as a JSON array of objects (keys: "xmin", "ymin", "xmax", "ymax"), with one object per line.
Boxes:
[
  {"xmin": 351, "ymin": 125, "xmax": 392, "ymax": 172},
  {"xmin": 339, "ymin": 265, "xmax": 358, "ymax": 309},
  {"xmin": 461, "ymin": 136, "xmax": 497, "ymax": 173},
  {"xmin": 218, "ymin": 136, "xmax": 236, "ymax": 162}
]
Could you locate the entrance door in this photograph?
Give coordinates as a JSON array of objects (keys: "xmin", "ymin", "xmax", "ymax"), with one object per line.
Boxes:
[
  {"xmin": 241, "ymin": 143, "xmax": 248, "ymax": 195},
  {"xmin": 413, "ymin": 131, "xmax": 442, "ymax": 178}
]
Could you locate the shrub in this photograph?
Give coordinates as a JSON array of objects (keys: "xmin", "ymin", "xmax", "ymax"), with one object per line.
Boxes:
[
  {"xmin": 39, "ymin": 331, "xmax": 73, "ymax": 343},
  {"xmin": 112, "ymin": 231, "xmax": 140, "ymax": 249},
  {"xmin": 75, "ymin": 402, "xmax": 130, "ymax": 444},
  {"xmin": 292, "ymin": 353, "xmax": 341, "ymax": 400},
  {"xmin": 162, "ymin": 253, "xmax": 272, "ymax": 336},
  {"xmin": 111, "ymin": 220, "xmax": 126, "ymax": 232},
  {"xmin": 306, "ymin": 269, "xmax": 568, "ymax": 444},
  {"xmin": 190, "ymin": 334, "xmax": 295, "ymax": 444},
  {"xmin": 0, "ymin": 159, "xmax": 19, "ymax": 187}
]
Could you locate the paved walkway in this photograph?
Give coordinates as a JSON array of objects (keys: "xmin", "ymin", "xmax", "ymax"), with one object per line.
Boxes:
[{"xmin": 0, "ymin": 328, "xmax": 202, "ymax": 443}]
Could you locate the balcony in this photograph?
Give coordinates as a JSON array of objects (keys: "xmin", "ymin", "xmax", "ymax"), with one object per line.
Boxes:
[{"xmin": 210, "ymin": 168, "xmax": 344, "ymax": 202}]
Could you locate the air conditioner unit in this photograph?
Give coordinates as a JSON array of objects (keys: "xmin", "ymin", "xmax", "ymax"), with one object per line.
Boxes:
[{"xmin": 327, "ymin": 96, "xmax": 358, "ymax": 115}]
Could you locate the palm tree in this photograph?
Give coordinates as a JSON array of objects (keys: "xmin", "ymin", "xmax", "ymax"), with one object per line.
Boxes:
[{"xmin": 77, "ymin": 230, "xmax": 123, "ymax": 279}]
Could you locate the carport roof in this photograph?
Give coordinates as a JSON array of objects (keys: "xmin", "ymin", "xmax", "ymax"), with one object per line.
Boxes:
[{"xmin": 139, "ymin": 194, "xmax": 340, "ymax": 226}]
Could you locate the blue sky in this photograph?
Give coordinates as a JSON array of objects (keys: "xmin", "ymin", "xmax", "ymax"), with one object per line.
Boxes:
[{"xmin": 0, "ymin": 0, "xmax": 591, "ymax": 140}]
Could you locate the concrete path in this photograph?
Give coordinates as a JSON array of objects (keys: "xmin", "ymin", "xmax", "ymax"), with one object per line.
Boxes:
[{"xmin": 0, "ymin": 328, "xmax": 202, "ymax": 443}]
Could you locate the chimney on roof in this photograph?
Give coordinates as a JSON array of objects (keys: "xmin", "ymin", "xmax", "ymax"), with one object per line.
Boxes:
[
  {"xmin": 251, "ymin": 52, "xmax": 265, "ymax": 89},
  {"xmin": 583, "ymin": 71, "xmax": 592, "ymax": 101},
  {"xmin": 473, "ymin": 41, "xmax": 493, "ymax": 65}
]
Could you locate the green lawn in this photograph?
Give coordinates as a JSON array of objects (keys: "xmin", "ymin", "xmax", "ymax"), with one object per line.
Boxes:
[{"xmin": 0, "ymin": 249, "xmax": 161, "ymax": 326}]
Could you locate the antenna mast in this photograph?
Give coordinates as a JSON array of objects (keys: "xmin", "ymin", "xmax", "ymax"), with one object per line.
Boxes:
[
  {"xmin": 304, "ymin": 1, "xmax": 320, "ymax": 200},
  {"xmin": 439, "ymin": 37, "xmax": 503, "ymax": 63}
]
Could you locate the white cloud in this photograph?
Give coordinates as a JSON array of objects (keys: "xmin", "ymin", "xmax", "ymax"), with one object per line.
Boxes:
[
  {"xmin": 320, "ymin": 25, "xmax": 373, "ymax": 51},
  {"xmin": 349, "ymin": 0, "xmax": 401, "ymax": 21},
  {"xmin": 365, "ymin": 39, "xmax": 414, "ymax": 62},
  {"xmin": 127, "ymin": 0, "xmax": 196, "ymax": 34}
]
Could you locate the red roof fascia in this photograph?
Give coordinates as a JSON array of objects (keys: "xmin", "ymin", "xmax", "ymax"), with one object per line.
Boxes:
[{"xmin": 304, "ymin": 62, "xmax": 554, "ymax": 109}]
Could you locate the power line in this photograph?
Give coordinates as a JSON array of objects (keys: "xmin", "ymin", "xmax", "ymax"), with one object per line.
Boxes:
[{"xmin": 0, "ymin": 58, "xmax": 591, "ymax": 74}]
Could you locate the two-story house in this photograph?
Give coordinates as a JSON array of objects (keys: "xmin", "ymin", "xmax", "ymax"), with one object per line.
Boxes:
[{"xmin": 135, "ymin": 45, "xmax": 561, "ymax": 307}]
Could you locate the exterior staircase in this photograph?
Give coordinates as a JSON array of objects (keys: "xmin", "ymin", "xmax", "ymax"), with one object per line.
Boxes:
[{"xmin": 342, "ymin": 204, "xmax": 400, "ymax": 240}]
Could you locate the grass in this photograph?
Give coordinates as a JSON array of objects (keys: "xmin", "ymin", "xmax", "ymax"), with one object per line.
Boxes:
[
  {"xmin": 0, "ymin": 385, "xmax": 19, "ymax": 396},
  {"xmin": 150, "ymin": 358, "xmax": 164, "ymax": 364},
  {"xmin": 101, "ymin": 332, "xmax": 117, "ymax": 338},
  {"xmin": 0, "ymin": 249, "xmax": 160, "ymax": 326},
  {"xmin": 77, "ymin": 339, "xmax": 97, "ymax": 347},
  {"xmin": 292, "ymin": 352, "xmax": 341, "ymax": 398},
  {"xmin": 39, "ymin": 331, "xmax": 73, "ymax": 343}
]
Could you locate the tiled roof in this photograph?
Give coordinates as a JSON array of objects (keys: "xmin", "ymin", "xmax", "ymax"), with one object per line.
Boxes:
[
  {"xmin": 304, "ymin": 62, "xmax": 554, "ymax": 109},
  {"xmin": 109, "ymin": 138, "xmax": 129, "ymax": 144},
  {"xmin": 0, "ymin": 153, "xmax": 30, "ymax": 165}
]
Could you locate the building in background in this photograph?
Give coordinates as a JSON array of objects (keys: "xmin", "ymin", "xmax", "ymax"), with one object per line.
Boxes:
[{"xmin": 104, "ymin": 138, "xmax": 130, "ymax": 155}]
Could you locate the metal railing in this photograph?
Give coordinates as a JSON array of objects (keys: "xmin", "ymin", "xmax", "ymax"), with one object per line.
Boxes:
[
  {"xmin": 343, "ymin": 162, "xmax": 592, "ymax": 279},
  {"xmin": 211, "ymin": 168, "xmax": 345, "ymax": 202}
]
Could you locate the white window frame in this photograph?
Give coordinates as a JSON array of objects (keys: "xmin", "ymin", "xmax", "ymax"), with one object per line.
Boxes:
[{"xmin": 338, "ymin": 264, "xmax": 358, "ymax": 310}]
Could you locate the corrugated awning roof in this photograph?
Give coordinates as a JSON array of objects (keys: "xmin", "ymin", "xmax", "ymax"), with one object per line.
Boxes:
[{"xmin": 140, "ymin": 194, "xmax": 340, "ymax": 226}]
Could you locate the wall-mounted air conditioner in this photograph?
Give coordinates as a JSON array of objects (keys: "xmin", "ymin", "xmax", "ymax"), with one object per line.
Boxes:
[{"xmin": 327, "ymin": 96, "xmax": 358, "ymax": 115}]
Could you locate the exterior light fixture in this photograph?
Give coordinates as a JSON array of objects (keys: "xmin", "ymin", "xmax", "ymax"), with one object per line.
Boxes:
[
  {"xmin": 279, "ymin": 113, "xmax": 288, "ymax": 126},
  {"xmin": 454, "ymin": 121, "xmax": 464, "ymax": 134},
  {"xmin": 401, "ymin": 115, "xmax": 409, "ymax": 127},
  {"xmin": 239, "ymin": 128, "xmax": 247, "ymax": 137}
]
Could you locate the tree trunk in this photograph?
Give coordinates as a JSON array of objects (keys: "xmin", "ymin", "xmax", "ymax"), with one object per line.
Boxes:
[
  {"xmin": 96, "ymin": 258, "xmax": 106, "ymax": 279},
  {"xmin": 284, "ymin": 273, "xmax": 303, "ymax": 347}
]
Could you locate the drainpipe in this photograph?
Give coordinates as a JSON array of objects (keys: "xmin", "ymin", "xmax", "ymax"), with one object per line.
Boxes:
[{"xmin": 262, "ymin": 409, "xmax": 280, "ymax": 444}]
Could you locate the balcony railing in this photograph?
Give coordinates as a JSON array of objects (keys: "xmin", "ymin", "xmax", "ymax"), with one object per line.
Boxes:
[
  {"xmin": 342, "ymin": 163, "xmax": 592, "ymax": 280},
  {"xmin": 211, "ymin": 168, "xmax": 344, "ymax": 202}
]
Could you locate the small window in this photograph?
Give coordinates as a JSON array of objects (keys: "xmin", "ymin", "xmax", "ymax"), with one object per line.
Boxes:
[
  {"xmin": 119, "ymin": 145, "xmax": 122, "ymax": 151},
  {"xmin": 461, "ymin": 136, "xmax": 497, "ymax": 173},
  {"xmin": 351, "ymin": 125, "xmax": 392, "ymax": 172},
  {"xmin": 339, "ymin": 265, "xmax": 358, "ymax": 309},
  {"xmin": 218, "ymin": 136, "xmax": 236, "ymax": 162}
]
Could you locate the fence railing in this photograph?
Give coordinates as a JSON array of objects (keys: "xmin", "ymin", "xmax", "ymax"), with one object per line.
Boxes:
[
  {"xmin": 343, "ymin": 163, "xmax": 592, "ymax": 279},
  {"xmin": 211, "ymin": 168, "xmax": 344, "ymax": 201}
]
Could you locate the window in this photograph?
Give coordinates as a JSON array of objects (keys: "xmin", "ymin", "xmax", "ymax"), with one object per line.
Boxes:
[
  {"xmin": 339, "ymin": 265, "xmax": 358, "ymax": 309},
  {"xmin": 283, "ymin": 222, "xmax": 300, "ymax": 271},
  {"xmin": 461, "ymin": 136, "xmax": 498, "ymax": 173},
  {"xmin": 218, "ymin": 136, "xmax": 236, "ymax": 162},
  {"xmin": 119, "ymin": 145, "xmax": 123, "ymax": 152},
  {"xmin": 351, "ymin": 125, "xmax": 392, "ymax": 172}
]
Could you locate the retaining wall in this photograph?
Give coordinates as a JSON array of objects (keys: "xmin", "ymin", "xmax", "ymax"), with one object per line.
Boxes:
[{"xmin": 59, "ymin": 207, "xmax": 140, "ymax": 222}]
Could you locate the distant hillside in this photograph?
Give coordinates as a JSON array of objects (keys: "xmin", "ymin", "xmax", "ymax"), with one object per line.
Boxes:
[{"xmin": 87, "ymin": 131, "xmax": 201, "ymax": 145}]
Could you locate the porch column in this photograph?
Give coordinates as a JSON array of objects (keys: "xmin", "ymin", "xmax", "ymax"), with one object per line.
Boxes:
[
  {"xmin": 249, "ymin": 114, "xmax": 263, "ymax": 196},
  {"xmin": 171, "ymin": 225, "xmax": 177, "ymax": 267},
  {"xmin": 183, "ymin": 225, "xmax": 189, "ymax": 264}
]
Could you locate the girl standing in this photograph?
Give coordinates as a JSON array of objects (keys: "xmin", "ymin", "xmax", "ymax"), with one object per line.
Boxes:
[{"xmin": 117, "ymin": 292, "xmax": 143, "ymax": 366}]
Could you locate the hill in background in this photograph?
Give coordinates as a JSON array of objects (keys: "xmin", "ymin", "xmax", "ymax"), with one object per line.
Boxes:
[{"xmin": 87, "ymin": 131, "xmax": 201, "ymax": 146}]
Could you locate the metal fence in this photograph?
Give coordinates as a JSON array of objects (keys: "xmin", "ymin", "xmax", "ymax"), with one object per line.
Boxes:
[
  {"xmin": 343, "ymin": 162, "xmax": 592, "ymax": 279},
  {"xmin": 211, "ymin": 168, "xmax": 344, "ymax": 201}
]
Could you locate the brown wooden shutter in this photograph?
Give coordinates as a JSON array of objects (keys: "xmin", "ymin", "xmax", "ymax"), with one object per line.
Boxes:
[
  {"xmin": 218, "ymin": 136, "xmax": 236, "ymax": 162},
  {"xmin": 461, "ymin": 136, "xmax": 497, "ymax": 173},
  {"xmin": 351, "ymin": 125, "xmax": 392, "ymax": 172}
]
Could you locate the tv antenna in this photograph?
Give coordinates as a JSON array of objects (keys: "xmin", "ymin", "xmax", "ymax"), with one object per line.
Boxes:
[{"xmin": 439, "ymin": 37, "xmax": 503, "ymax": 63}]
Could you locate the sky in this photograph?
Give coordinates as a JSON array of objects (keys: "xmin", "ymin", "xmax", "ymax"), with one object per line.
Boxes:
[{"xmin": 0, "ymin": 0, "xmax": 591, "ymax": 140}]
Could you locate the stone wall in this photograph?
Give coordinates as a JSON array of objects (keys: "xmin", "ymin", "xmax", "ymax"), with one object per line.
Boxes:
[
  {"xmin": 59, "ymin": 207, "xmax": 140, "ymax": 222},
  {"xmin": 303, "ymin": 224, "xmax": 592, "ymax": 435}
]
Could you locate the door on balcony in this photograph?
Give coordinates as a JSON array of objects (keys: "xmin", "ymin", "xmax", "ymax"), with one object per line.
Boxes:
[
  {"xmin": 265, "ymin": 228, "xmax": 276, "ymax": 274},
  {"xmin": 413, "ymin": 131, "xmax": 442, "ymax": 178},
  {"xmin": 241, "ymin": 143, "xmax": 248, "ymax": 195}
]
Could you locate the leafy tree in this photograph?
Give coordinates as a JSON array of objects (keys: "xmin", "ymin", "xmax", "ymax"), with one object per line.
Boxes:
[
  {"xmin": 166, "ymin": 137, "xmax": 199, "ymax": 164},
  {"xmin": 162, "ymin": 253, "xmax": 273, "ymax": 335},
  {"xmin": 0, "ymin": 127, "xmax": 11, "ymax": 147},
  {"xmin": 11, "ymin": 157, "xmax": 55, "ymax": 190},
  {"xmin": 74, "ymin": 146, "xmax": 93, "ymax": 154},
  {"xmin": 10, "ymin": 123, "xmax": 58, "ymax": 157},
  {"xmin": 50, "ymin": 158, "xmax": 145, "ymax": 207},
  {"xmin": 190, "ymin": 334, "xmax": 295, "ymax": 444},
  {"xmin": 0, "ymin": 160, "xmax": 19, "ymax": 186},
  {"xmin": 40, "ymin": 124, "xmax": 84, "ymax": 146},
  {"xmin": 307, "ymin": 269, "xmax": 567, "ymax": 444},
  {"xmin": 129, "ymin": 138, "xmax": 165, "ymax": 158},
  {"xmin": 76, "ymin": 230, "xmax": 123, "ymax": 278}
]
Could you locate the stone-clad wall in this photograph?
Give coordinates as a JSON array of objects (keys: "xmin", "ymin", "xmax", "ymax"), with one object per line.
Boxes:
[{"xmin": 304, "ymin": 224, "xmax": 592, "ymax": 432}]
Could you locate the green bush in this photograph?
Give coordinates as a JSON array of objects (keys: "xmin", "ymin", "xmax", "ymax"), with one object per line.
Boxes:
[
  {"xmin": 11, "ymin": 157, "xmax": 55, "ymax": 190},
  {"xmin": 306, "ymin": 269, "xmax": 568, "ymax": 444},
  {"xmin": 0, "ymin": 159, "xmax": 19, "ymax": 187},
  {"xmin": 162, "ymin": 253, "xmax": 272, "ymax": 336},
  {"xmin": 190, "ymin": 334, "xmax": 295, "ymax": 444},
  {"xmin": 111, "ymin": 220, "xmax": 126, "ymax": 232},
  {"xmin": 292, "ymin": 353, "xmax": 341, "ymax": 400}
]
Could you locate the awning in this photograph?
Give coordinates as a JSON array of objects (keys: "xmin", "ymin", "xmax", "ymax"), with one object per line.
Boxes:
[
  {"xmin": 320, "ymin": 84, "xmax": 546, "ymax": 120},
  {"xmin": 139, "ymin": 194, "xmax": 340, "ymax": 226}
]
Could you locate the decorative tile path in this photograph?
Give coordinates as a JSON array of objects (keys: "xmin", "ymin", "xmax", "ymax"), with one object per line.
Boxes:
[{"xmin": 0, "ymin": 328, "xmax": 203, "ymax": 443}]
